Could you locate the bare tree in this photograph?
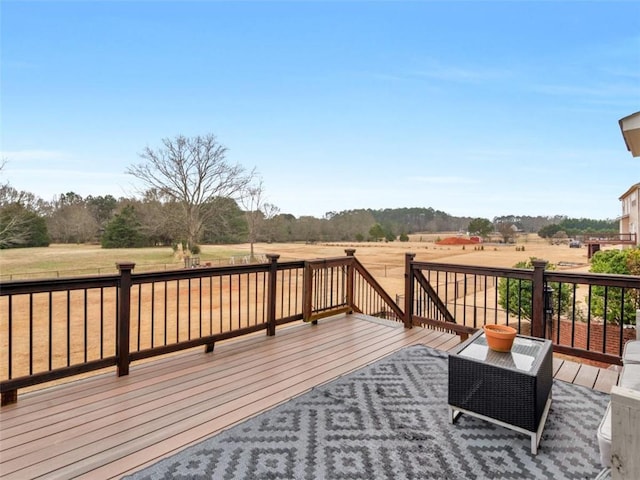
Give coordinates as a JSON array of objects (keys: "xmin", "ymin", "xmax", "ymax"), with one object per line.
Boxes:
[
  {"xmin": 127, "ymin": 134, "xmax": 255, "ymax": 250},
  {"xmin": 133, "ymin": 190, "xmax": 180, "ymax": 246},
  {"xmin": 46, "ymin": 192, "xmax": 100, "ymax": 243},
  {"xmin": 240, "ymin": 179, "xmax": 279, "ymax": 261},
  {"xmin": 496, "ymin": 221, "xmax": 517, "ymax": 244},
  {"xmin": 261, "ymin": 202, "xmax": 280, "ymax": 243}
]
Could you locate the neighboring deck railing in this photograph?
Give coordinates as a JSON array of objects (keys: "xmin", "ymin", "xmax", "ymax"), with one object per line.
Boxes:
[
  {"xmin": 582, "ymin": 232, "xmax": 637, "ymax": 244},
  {"xmin": 2, "ymin": 249, "xmax": 639, "ymax": 405}
]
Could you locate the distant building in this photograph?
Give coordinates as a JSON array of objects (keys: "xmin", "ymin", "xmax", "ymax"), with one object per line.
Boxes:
[{"xmin": 619, "ymin": 182, "xmax": 640, "ymax": 246}]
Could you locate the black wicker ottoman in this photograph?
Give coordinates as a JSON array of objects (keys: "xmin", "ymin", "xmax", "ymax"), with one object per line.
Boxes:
[{"xmin": 448, "ymin": 330, "xmax": 553, "ymax": 454}]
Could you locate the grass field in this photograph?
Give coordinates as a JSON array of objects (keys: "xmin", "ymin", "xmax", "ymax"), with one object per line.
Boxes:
[
  {"xmin": 0, "ymin": 244, "xmax": 249, "ymax": 280},
  {"xmin": 1, "ymin": 233, "xmax": 592, "ymax": 273},
  {"xmin": 0, "ymin": 233, "xmax": 596, "ymax": 301}
]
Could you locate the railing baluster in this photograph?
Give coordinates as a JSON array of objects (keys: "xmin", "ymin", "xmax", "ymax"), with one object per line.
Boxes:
[
  {"xmin": 619, "ymin": 289, "xmax": 626, "ymax": 354},
  {"xmin": 199, "ymin": 277, "xmax": 203, "ymax": 337},
  {"xmin": 29, "ymin": 293, "xmax": 33, "ymax": 375},
  {"xmin": 176, "ymin": 279, "xmax": 180, "ymax": 343},
  {"xmin": 219, "ymin": 276, "xmax": 223, "ymax": 333},
  {"xmin": 228, "ymin": 274, "xmax": 233, "ymax": 330},
  {"xmin": 603, "ymin": 285, "xmax": 609, "ymax": 324},
  {"xmin": 247, "ymin": 274, "xmax": 252, "ymax": 326},
  {"xmin": 237, "ymin": 274, "xmax": 242, "ymax": 329},
  {"xmin": 186, "ymin": 279, "xmax": 191, "ymax": 337},
  {"xmin": 209, "ymin": 276, "xmax": 213, "ymax": 336},
  {"xmin": 163, "ymin": 281, "xmax": 168, "ymax": 346},
  {"xmin": 483, "ymin": 276, "xmax": 488, "ymax": 329},
  {"xmin": 66, "ymin": 290, "xmax": 71, "ymax": 367},
  {"xmin": 253, "ymin": 272, "xmax": 258, "ymax": 326},
  {"xmin": 150, "ymin": 283, "xmax": 155, "ymax": 348},
  {"xmin": 137, "ymin": 284, "xmax": 142, "ymax": 350},
  {"xmin": 100, "ymin": 288, "xmax": 104, "ymax": 358},
  {"xmin": 49, "ymin": 292, "xmax": 53, "ymax": 370},
  {"xmin": 281, "ymin": 270, "xmax": 287, "ymax": 319},
  {"xmin": 568, "ymin": 284, "xmax": 577, "ymax": 348},
  {"xmin": 84, "ymin": 289, "xmax": 88, "ymax": 363}
]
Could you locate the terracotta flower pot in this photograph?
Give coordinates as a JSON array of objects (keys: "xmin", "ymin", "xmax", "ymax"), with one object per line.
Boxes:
[{"xmin": 483, "ymin": 324, "xmax": 517, "ymax": 352}]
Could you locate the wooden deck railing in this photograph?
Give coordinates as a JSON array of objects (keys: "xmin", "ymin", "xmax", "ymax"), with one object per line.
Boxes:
[
  {"xmin": 302, "ymin": 249, "xmax": 403, "ymax": 323},
  {"xmin": 583, "ymin": 232, "xmax": 637, "ymax": 244},
  {"xmin": 0, "ymin": 251, "xmax": 404, "ymax": 405},
  {"xmin": 583, "ymin": 233, "xmax": 638, "ymax": 258},
  {"xmin": 2, "ymin": 249, "xmax": 639, "ymax": 405},
  {"xmin": 408, "ymin": 254, "xmax": 640, "ymax": 365},
  {"xmin": 0, "ymin": 274, "xmax": 121, "ymax": 405}
]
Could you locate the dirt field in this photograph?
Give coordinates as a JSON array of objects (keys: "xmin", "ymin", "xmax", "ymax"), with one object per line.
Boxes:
[
  {"xmin": 1, "ymin": 234, "xmax": 606, "ymax": 387},
  {"xmin": 226, "ymin": 234, "xmax": 595, "ymax": 300},
  {"xmin": 0, "ymin": 233, "xmax": 594, "ymax": 281}
]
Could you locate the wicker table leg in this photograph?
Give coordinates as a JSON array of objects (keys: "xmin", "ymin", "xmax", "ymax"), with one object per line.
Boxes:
[
  {"xmin": 530, "ymin": 395, "xmax": 552, "ymax": 454},
  {"xmin": 448, "ymin": 393, "xmax": 552, "ymax": 455}
]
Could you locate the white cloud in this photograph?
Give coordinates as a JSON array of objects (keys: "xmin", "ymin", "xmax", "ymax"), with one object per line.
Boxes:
[
  {"xmin": 410, "ymin": 176, "xmax": 480, "ymax": 185},
  {"xmin": 412, "ymin": 59, "xmax": 513, "ymax": 84},
  {"xmin": 0, "ymin": 149, "xmax": 68, "ymax": 162},
  {"xmin": 8, "ymin": 168, "xmax": 127, "ymax": 180},
  {"xmin": 531, "ymin": 83, "xmax": 640, "ymax": 99},
  {"xmin": 4, "ymin": 162, "xmax": 134, "ymax": 201}
]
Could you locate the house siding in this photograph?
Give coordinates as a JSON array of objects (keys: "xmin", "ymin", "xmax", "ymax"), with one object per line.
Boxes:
[{"xmin": 619, "ymin": 183, "xmax": 640, "ymax": 246}]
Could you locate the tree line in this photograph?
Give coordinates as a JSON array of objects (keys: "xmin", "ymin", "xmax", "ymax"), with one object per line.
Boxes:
[{"xmin": 0, "ymin": 134, "xmax": 619, "ymax": 251}]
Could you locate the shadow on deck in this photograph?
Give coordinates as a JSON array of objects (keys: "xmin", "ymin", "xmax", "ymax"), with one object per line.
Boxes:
[{"xmin": 0, "ymin": 313, "xmax": 619, "ymax": 479}]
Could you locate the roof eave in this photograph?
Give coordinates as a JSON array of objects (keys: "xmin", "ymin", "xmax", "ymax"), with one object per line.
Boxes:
[{"xmin": 619, "ymin": 111, "xmax": 640, "ymax": 157}]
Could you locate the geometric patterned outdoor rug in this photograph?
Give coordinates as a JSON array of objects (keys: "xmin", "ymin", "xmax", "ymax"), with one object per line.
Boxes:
[{"xmin": 126, "ymin": 344, "xmax": 609, "ymax": 480}]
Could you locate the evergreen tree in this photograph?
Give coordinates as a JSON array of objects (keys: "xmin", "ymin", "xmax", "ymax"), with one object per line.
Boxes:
[
  {"xmin": 498, "ymin": 258, "xmax": 573, "ymax": 320},
  {"xmin": 468, "ymin": 218, "xmax": 493, "ymax": 238},
  {"xmin": 101, "ymin": 205, "xmax": 146, "ymax": 248},
  {"xmin": 589, "ymin": 248, "xmax": 640, "ymax": 325},
  {"xmin": 369, "ymin": 223, "xmax": 385, "ymax": 242}
]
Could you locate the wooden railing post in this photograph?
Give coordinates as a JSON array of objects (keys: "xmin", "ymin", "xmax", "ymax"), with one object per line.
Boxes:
[
  {"xmin": 531, "ymin": 259, "xmax": 548, "ymax": 339},
  {"xmin": 404, "ymin": 253, "xmax": 416, "ymax": 329},
  {"xmin": 345, "ymin": 249, "xmax": 356, "ymax": 313},
  {"xmin": 303, "ymin": 261, "xmax": 313, "ymax": 323},
  {"xmin": 266, "ymin": 254, "xmax": 280, "ymax": 336},
  {"xmin": 116, "ymin": 262, "xmax": 135, "ymax": 377}
]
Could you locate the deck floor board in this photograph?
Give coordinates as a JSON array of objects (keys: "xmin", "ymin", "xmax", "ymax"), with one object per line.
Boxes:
[
  {"xmin": 593, "ymin": 367, "xmax": 620, "ymax": 393},
  {"xmin": 554, "ymin": 358, "xmax": 582, "ymax": 383},
  {"xmin": 0, "ymin": 314, "xmax": 618, "ymax": 480}
]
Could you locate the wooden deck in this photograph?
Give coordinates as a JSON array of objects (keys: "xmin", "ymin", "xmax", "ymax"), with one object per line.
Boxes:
[{"xmin": 0, "ymin": 314, "xmax": 620, "ymax": 480}]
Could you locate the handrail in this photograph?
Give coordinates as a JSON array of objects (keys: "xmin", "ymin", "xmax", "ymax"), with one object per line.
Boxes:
[
  {"xmin": 412, "ymin": 269, "xmax": 456, "ymax": 324},
  {"xmin": 303, "ymin": 256, "xmax": 350, "ymax": 322},
  {"xmin": 351, "ymin": 257, "xmax": 404, "ymax": 321},
  {"xmin": 302, "ymin": 252, "xmax": 403, "ymax": 323}
]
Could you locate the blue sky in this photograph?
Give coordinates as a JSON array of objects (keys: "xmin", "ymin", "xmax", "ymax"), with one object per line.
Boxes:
[{"xmin": 2, "ymin": 1, "xmax": 639, "ymax": 220}]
